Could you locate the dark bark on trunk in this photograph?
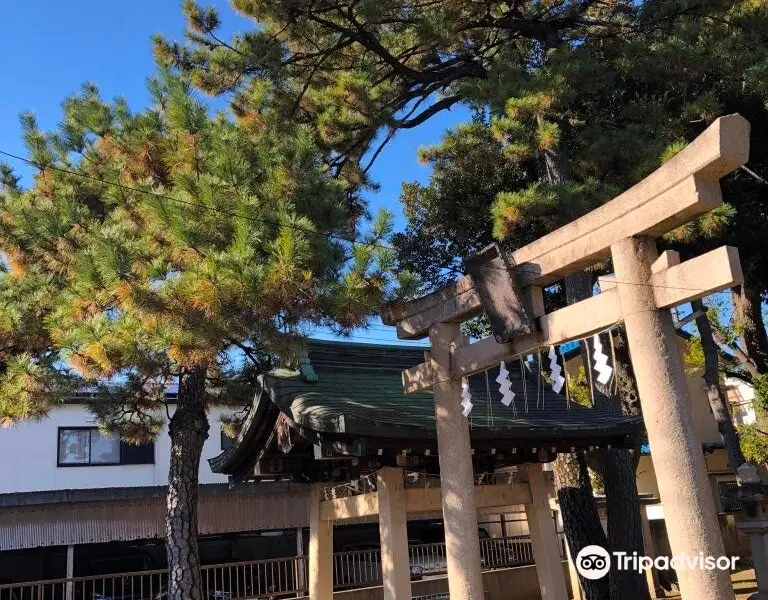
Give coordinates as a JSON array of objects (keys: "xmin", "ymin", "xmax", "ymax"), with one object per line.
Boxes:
[
  {"xmin": 692, "ymin": 298, "xmax": 746, "ymax": 471},
  {"xmin": 587, "ymin": 328, "xmax": 649, "ymax": 600},
  {"xmin": 538, "ymin": 114, "xmax": 570, "ymax": 185},
  {"xmin": 734, "ymin": 284, "xmax": 768, "ymax": 375},
  {"xmin": 557, "ymin": 272, "xmax": 610, "ymax": 600},
  {"xmin": 555, "ymin": 452, "xmax": 610, "ymax": 600},
  {"xmin": 166, "ymin": 365, "xmax": 210, "ymax": 600},
  {"xmin": 562, "ymin": 274, "xmax": 648, "ymax": 599},
  {"xmin": 604, "ymin": 329, "xmax": 648, "ymax": 600},
  {"xmin": 602, "ymin": 449, "xmax": 649, "ymax": 600}
]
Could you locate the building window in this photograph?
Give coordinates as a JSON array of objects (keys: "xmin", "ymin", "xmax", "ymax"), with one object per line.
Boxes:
[{"xmin": 57, "ymin": 428, "xmax": 154, "ymax": 466}]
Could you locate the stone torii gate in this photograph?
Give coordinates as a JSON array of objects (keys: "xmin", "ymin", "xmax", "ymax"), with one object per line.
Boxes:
[{"xmin": 382, "ymin": 114, "xmax": 751, "ymax": 600}]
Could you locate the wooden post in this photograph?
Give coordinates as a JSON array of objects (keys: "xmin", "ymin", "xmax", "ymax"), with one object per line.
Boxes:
[
  {"xmin": 429, "ymin": 323, "xmax": 485, "ymax": 600},
  {"xmin": 524, "ymin": 464, "xmax": 569, "ymax": 600},
  {"xmin": 377, "ymin": 467, "xmax": 413, "ymax": 600},
  {"xmin": 640, "ymin": 505, "xmax": 660, "ymax": 599},
  {"xmin": 563, "ymin": 539, "xmax": 584, "ymax": 600},
  {"xmin": 309, "ymin": 484, "xmax": 333, "ymax": 600},
  {"xmin": 296, "ymin": 527, "xmax": 306, "ymax": 596},
  {"xmin": 500, "ymin": 513, "xmax": 508, "ymax": 539},
  {"xmin": 611, "ymin": 236, "xmax": 733, "ymax": 600},
  {"xmin": 65, "ymin": 544, "xmax": 74, "ymax": 600}
]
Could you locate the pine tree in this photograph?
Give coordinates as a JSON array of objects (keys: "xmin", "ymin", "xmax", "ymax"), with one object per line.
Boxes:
[
  {"xmin": 162, "ymin": 2, "xmax": 768, "ymax": 598},
  {"xmin": 0, "ymin": 73, "xmax": 401, "ymax": 600}
]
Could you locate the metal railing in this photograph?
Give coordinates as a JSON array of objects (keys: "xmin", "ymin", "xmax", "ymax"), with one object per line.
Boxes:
[
  {"xmin": 719, "ymin": 482, "xmax": 743, "ymax": 513},
  {"xmin": 0, "ymin": 556, "xmax": 306, "ymax": 600},
  {"xmin": 0, "ymin": 536, "xmax": 545, "ymax": 600},
  {"xmin": 333, "ymin": 535, "xmax": 538, "ymax": 589}
]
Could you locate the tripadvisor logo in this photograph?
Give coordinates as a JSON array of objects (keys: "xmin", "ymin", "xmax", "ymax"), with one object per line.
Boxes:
[
  {"xmin": 576, "ymin": 545, "xmax": 611, "ymax": 580},
  {"xmin": 575, "ymin": 545, "xmax": 739, "ymax": 580}
]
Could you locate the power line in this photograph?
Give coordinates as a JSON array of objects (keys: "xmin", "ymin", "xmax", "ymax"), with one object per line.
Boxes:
[{"xmin": 0, "ymin": 149, "xmax": 394, "ymax": 252}]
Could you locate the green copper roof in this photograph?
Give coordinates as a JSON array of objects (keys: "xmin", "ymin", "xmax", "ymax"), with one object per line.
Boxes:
[{"xmin": 264, "ymin": 340, "xmax": 641, "ymax": 440}]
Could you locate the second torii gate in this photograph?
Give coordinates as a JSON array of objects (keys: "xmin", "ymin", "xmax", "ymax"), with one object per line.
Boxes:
[{"xmin": 382, "ymin": 114, "xmax": 751, "ymax": 600}]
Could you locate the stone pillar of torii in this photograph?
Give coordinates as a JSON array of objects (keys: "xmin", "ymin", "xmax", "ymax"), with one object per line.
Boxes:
[{"xmin": 382, "ymin": 114, "xmax": 751, "ymax": 600}]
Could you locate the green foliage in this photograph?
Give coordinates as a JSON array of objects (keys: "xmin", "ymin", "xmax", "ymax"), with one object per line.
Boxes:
[
  {"xmin": 392, "ymin": 122, "xmax": 529, "ymax": 291},
  {"xmin": 491, "ymin": 180, "xmax": 611, "ymax": 242},
  {"xmin": 590, "ymin": 468, "xmax": 605, "ymax": 496},
  {"xmin": 738, "ymin": 424, "xmax": 768, "ymax": 466},
  {"xmin": 166, "ymin": 0, "xmax": 768, "ymax": 399},
  {"xmin": 158, "ymin": 0, "xmax": 651, "ymax": 183},
  {"xmin": 219, "ymin": 413, "xmax": 243, "ymax": 440},
  {"xmin": 753, "ymin": 374, "xmax": 768, "ymax": 418},
  {"xmin": 0, "ymin": 71, "xmax": 397, "ymax": 435},
  {"xmin": 682, "ymin": 338, "xmax": 705, "ymax": 375},
  {"xmin": 566, "ymin": 365, "xmax": 592, "ymax": 408}
]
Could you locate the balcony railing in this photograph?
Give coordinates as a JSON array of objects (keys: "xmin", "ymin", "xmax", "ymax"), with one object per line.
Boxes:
[{"xmin": 0, "ymin": 535, "xmax": 549, "ymax": 600}]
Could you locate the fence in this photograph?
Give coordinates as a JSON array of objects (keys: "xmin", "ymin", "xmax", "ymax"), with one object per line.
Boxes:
[
  {"xmin": 0, "ymin": 536, "xmax": 544, "ymax": 600},
  {"xmin": 330, "ymin": 535, "xmax": 539, "ymax": 590},
  {"xmin": 719, "ymin": 482, "xmax": 743, "ymax": 513}
]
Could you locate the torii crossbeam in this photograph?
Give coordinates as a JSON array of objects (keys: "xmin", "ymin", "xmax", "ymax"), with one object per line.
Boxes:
[{"xmin": 381, "ymin": 114, "xmax": 750, "ymax": 600}]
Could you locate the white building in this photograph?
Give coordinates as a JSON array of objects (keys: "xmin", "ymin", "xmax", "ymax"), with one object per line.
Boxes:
[
  {"xmin": 725, "ymin": 376, "xmax": 757, "ymax": 426},
  {"xmin": 0, "ymin": 403, "xmax": 233, "ymax": 495},
  {"xmin": 0, "ymin": 399, "xmax": 310, "ymax": 583}
]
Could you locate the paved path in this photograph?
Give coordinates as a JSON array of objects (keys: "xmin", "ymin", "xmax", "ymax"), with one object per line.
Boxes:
[{"xmin": 661, "ymin": 568, "xmax": 757, "ymax": 599}]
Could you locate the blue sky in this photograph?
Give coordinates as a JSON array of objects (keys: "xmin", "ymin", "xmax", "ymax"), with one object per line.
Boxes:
[{"xmin": 0, "ymin": 0, "xmax": 472, "ymax": 347}]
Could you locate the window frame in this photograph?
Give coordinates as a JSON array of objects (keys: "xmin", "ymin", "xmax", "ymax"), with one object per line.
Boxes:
[{"xmin": 56, "ymin": 427, "xmax": 154, "ymax": 467}]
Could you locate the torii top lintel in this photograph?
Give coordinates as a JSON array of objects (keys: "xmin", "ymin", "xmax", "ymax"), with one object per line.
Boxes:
[{"xmin": 381, "ymin": 114, "xmax": 751, "ymax": 393}]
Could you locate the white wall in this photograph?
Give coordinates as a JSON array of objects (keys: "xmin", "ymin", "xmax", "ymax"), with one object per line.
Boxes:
[
  {"xmin": 0, "ymin": 404, "xmax": 237, "ymax": 494},
  {"xmin": 725, "ymin": 376, "xmax": 757, "ymax": 425}
]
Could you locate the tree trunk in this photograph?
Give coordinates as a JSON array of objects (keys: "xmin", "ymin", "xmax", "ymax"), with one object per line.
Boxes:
[
  {"xmin": 596, "ymin": 328, "xmax": 649, "ymax": 600},
  {"xmin": 562, "ymin": 273, "xmax": 648, "ymax": 600},
  {"xmin": 602, "ymin": 449, "xmax": 649, "ymax": 600},
  {"xmin": 556, "ymin": 272, "xmax": 610, "ymax": 600},
  {"xmin": 166, "ymin": 365, "xmax": 210, "ymax": 600},
  {"xmin": 538, "ymin": 114, "xmax": 570, "ymax": 185},
  {"xmin": 555, "ymin": 451, "xmax": 610, "ymax": 600},
  {"xmin": 733, "ymin": 284, "xmax": 768, "ymax": 375},
  {"xmin": 692, "ymin": 298, "xmax": 746, "ymax": 471}
]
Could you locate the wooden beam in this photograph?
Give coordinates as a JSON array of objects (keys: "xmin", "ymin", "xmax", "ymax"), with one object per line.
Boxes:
[
  {"xmin": 320, "ymin": 491, "xmax": 378, "ymax": 521},
  {"xmin": 651, "ymin": 246, "xmax": 743, "ymax": 309},
  {"xmin": 381, "ymin": 114, "xmax": 750, "ymax": 339},
  {"xmin": 476, "ymin": 482, "xmax": 532, "ymax": 508},
  {"xmin": 321, "ymin": 483, "xmax": 532, "ymax": 521},
  {"xmin": 403, "ymin": 483, "xmax": 532, "ymax": 514}
]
